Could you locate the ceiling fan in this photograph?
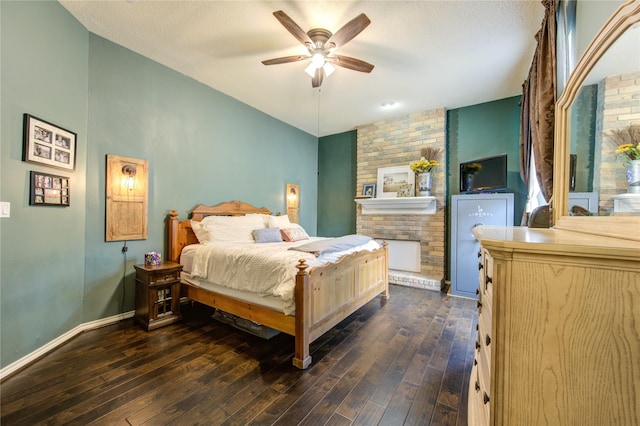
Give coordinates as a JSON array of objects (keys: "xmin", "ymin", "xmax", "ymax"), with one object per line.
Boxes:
[{"xmin": 262, "ymin": 10, "xmax": 375, "ymax": 88}]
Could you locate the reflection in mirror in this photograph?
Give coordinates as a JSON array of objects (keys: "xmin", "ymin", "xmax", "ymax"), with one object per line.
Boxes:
[{"xmin": 568, "ymin": 22, "xmax": 640, "ymax": 216}]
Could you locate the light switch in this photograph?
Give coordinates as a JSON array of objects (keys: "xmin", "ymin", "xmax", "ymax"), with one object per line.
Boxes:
[{"xmin": 0, "ymin": 202, "xmax": 10, "ymax": 218}]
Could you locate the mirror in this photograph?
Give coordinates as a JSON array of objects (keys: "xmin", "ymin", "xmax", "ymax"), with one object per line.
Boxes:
[{"xmin": 553, "ymin": 0, "xmax": 640, "ymax": 240}]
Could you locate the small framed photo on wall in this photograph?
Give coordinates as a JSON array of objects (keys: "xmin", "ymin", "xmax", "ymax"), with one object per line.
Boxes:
[
  {"xmin": 23, "ymin": 114, "xmax": 77, "ymax": 171},
  {"xmin": 30, "ymin": 171, "xmax": 70, "ymax": 206}
]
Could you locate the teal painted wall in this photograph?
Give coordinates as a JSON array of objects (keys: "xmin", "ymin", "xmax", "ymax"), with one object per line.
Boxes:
[
  {"xmin": 447, "ymin": 96, "xmax": 526, "ymax": 222},
  {"xmin": 446, "ymin": 97, "xmax": 525, "ymax": 282},
  {"xmin": 1, "ymin": 1, "xmax": 89, "ymax": 368},
  {"xmin": 83, "ymin": 34, "xmax": 318, "ymax": 322},
  {"xmin": 317, "ymin": 131, "xmax": 356, "ymax": 237},
  {"xmin": 0, "ymin": 2, "xmax": 317, "ymax": 368}
]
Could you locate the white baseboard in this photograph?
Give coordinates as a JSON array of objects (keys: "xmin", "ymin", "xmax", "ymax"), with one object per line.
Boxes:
[{"xmin": 0, "ymin": 310, "xmax": 135, "ymax": 380}]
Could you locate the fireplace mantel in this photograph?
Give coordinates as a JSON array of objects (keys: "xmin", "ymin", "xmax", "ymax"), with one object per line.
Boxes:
[{"xmin": 355, "ymin": 196, "xmax": 437, "ymax": 215}]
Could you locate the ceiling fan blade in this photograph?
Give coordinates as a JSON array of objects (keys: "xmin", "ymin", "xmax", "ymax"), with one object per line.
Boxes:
[
  {"xmin": 312, "ymin": 67, "xmax": 324, "ymax": 88},
  {"xmin": 326, "ymin": 13, "xmax": 371, "ymax": 49},
  {"xmin": 330, "ymin": 55, "xmax": 374, "ymax": 73},
  {"xmin": 262, "ymin": 55, "xmax": 310, "ymax": 65},
  {"xmin": 273, "ymin": 10, "xmax": 313, "ymax": 46}
]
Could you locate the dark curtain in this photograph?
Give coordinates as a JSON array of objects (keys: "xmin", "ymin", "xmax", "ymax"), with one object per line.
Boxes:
[{"xmin": 519, "ymin": 0, "xmax": 557, "ymax": 225}]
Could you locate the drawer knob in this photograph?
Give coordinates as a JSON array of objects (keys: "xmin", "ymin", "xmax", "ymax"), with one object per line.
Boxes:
[
  {"xmin": 485, "ymin": 335, "xmax": 491, "ymax": 346},
  {"xmin": 475, "ymin": 381, "xmax": 480, "ymax": 392},
  {"xmin": 486, "ymin": 276, "xmax": 493, "ymax": 284},
  {"xmin": 483, "ymin": 392, "xmax": 490, "ymax": 404},
  {"xmin": 477, "ymin": 301, "xmax": 482, "ymax": 309},
  {"xmin": 476, "ymin": 288, "xmax": 479, "ymax": 295},
  {"xmin": 478, "ymin": 262, "xmax": 483, "ymax": 271},
  {"xmin": 477, "ymin": 250, "xmax": 482, "ymax": 258},
  {"xmin": 474, "ymin": 359, "xmax": 478, "ymax": 366},
  {"xmin": 475, "ymin": 341, "xmax": 481, "ymax": 350}
]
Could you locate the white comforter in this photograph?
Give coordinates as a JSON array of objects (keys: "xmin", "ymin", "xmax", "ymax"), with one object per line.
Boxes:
[{"xmin": 189, "ymin": 238, "xmax": 380, "ymax": 314}]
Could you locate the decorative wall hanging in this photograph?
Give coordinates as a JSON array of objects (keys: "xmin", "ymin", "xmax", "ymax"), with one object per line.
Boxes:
[
  {"xmin": 105, "ymin": 154, "xmax": 149, "ymax": 241},
  {"xmin": 23, "ymin": 114, "xmax": 77, "ymax": 171},
  {"xmin": 29, "ymin": 171, "xmax": 70, "ymax": 206}
]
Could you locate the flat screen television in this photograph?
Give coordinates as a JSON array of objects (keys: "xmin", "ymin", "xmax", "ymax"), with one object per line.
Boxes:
[{"xmin": 460, "ymin": 154, "xmax": 508, "ymax": 193}]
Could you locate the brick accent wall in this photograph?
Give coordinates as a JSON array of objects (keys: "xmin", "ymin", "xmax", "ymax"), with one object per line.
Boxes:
[
  {"xmin": 595, "ymin": 71, "xmax": 640, "ymax": 213},
  {"xmin": 356, "ymin": 109, "xmax": 446, "ymax": 281}
]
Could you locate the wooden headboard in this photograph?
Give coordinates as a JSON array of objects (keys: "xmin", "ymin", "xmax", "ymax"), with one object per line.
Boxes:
[{"xmin": 167, "ymin": 200, "xmax": 271, "ymax": 263}]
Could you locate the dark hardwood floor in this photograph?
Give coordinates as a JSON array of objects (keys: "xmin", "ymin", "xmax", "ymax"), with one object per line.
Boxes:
[{"xmin": 1, "ymin": 284, "xmax": 477, "ymax": 426}]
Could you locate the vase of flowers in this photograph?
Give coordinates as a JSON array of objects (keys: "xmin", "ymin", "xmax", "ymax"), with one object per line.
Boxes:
[
  {"xmin": 610, "ymin": 125, "xmax": 640, "ymax": 193},
  {"xmin": 410, "ymin": 147, "xmax": 442, "ymax": 196},
  {"xmin": 461, "ymin": 162, "xmax": 482, "ymax": 192},
  {"xmin": 625, "ymin": 159, "xmax": 640, "ymax": 193}
]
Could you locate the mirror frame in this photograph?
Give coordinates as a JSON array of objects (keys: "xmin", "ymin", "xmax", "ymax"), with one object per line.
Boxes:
[{"xmin": 553, "ymin": 0, "xmax": 640, "ymax": 241}]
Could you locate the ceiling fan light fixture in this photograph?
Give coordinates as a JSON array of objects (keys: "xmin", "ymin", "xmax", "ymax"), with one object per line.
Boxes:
[
  {"xmin": 323, "ymin": 62, "xmax": 336, "ymax": 77},
  {"xmin": 263, "ymin": 11, "xmax": 373, "ymax": 88},
  {"xmin": 311, "ymin": 52, "xmax": 326, "ymax": 68},
  {"xmin": 304, "ymin": 62, "xmax": 317, "ymax": 77}
]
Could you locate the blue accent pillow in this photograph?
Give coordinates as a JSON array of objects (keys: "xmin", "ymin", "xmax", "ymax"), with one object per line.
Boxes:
[{"xmin": 253, "ymin": 227, "xmax": 283, "ymax": 243}]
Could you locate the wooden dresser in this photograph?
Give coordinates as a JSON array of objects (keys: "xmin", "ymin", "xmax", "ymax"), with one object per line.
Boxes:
[{"xmin": 468, "ymin": 226, "xmax": 640, "ymax": 426}]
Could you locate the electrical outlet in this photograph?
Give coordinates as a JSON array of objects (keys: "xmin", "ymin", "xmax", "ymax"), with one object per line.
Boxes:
[{"xmin": 0, "ymin": 202, "xmax": 10, "ymax": 218}]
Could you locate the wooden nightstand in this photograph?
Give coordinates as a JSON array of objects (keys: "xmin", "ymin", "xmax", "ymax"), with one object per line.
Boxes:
[{"xmin": 134, "ymin": 261, "xmax": 183, "ymax": 330}]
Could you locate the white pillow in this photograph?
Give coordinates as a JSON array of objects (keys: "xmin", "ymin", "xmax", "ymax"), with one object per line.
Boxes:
[
  {"xmin": 268, "ymin": 215, "xmax": 292, "ymax": 228},
  {"xmin": 246, "ymin": 213, "xmax": 271, "ymax": 228},
  {"xmin": 200, "ymin": 215, "xmax": 266, "ymax": 243},
  {"xmin": 191, "ymin": 220, "xmax": 212, "ymax": 244}
]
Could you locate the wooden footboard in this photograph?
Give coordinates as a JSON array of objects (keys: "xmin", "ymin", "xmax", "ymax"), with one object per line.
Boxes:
[
  {"xmin": 167, "ymin": 205, "xmax": 389, "ymax": 369},
  {"xmin": 293, "ymin": 244, "xmax": 388, "ymax": 368}
]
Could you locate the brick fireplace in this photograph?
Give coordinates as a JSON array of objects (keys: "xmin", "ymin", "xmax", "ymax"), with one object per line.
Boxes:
[{"xmin": 356, "ymin": 108, "xmax": 446, "ymax": 289}]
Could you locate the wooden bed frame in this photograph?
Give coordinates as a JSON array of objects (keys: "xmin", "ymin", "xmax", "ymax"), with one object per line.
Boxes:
[{"xmin": 167, "ymin": 200, "xmax": 389, "ymax": 369}]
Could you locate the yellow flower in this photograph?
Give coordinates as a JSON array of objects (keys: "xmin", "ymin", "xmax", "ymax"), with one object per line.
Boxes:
[
  {"xmin": 609, "ymin": 126, "xmax": 640, "ymax": 162},
  {"xmin": 615, "ymin": 143, "xmax": 640, "ymax": 161},
  {"xmin": 462, "ymin": 162, "xmax": 482, "ymax": 173},
  {"xmin": 410, "ymin": 157, "xmax": 439, "ymax": 173}
]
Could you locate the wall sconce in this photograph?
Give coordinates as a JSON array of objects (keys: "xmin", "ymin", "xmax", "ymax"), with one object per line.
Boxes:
[
  {"xmin": 106, "ymin": 154, "xmax": 148, "ymax": 241},
  {"xmin": 286, "ymin": 183, "xmax": 299, "ymax": 223},
  {"xmin": 121, "ymin": 164, "xmax": 137, "ymax": 190},
  {"xmin": 287, "ymin": 188, "xmax": 298, "ymax": 203}
]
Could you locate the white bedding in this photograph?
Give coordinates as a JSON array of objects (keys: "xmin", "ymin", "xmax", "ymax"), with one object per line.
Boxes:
[{"xmin": 181, "ymin": 238, "xmax": 380, "ymax": 315}]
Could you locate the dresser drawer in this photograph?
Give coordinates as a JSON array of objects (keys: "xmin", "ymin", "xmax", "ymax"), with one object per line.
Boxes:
[
  {"xmin": 477, "ymin": 251, "xmax": 486, "ymax": 300},
  {"xmin": 478, "ymin": 314, "xmax": 492, "ymax": 375},
  {"xmin": 469, "ymin": 358, "xmax": 490, "ymax": 426},
  {"xmin": 483, "ymin": 249, "xmax": 494, "ymax": 297},
  {"xmin": 147, "ymin": 269, "xmax": 180, "ymax": 286}
]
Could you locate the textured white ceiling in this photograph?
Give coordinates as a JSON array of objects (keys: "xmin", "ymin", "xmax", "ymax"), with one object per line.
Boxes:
[{"xmin": 59, "ymin": 0, "xmax": 545, "ymax": 137}]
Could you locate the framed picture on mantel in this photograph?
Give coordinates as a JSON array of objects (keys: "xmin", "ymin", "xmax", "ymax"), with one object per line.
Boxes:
[
  {"xmin": 377, "ymin": 166, "xmax": 414, "ymax": 198},
  {"xmin": 362, "ymin": 183, "xmax": 376, "ymax": 198}
]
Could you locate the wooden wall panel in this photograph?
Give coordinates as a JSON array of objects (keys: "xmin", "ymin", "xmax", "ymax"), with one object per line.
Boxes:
[{"xmin": 105, "ymin": 154, "xmax": 148, "ymax": 241}]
